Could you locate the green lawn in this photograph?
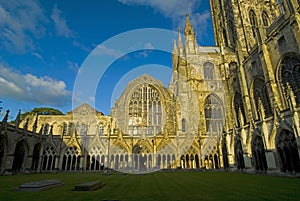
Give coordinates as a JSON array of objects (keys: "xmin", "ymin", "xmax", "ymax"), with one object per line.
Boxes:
[{"xmin": 0, "ymin": 171, "xmax": 299, "ymax": 201}]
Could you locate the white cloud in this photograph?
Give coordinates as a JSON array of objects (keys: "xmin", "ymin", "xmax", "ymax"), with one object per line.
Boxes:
[
  {"xmin": 92, "ymin": 44, "xmax": 123, "ymax": 58},
  {"xmin": 67, "ymin": 60, "xmax": 80, "ymax": 73},
  {"xmin": 32, "ymin": 52, "xmax": 46, "ymax": 63},
  {"xmin": 51, "ymin": 4, "xmax": 74, "ymax": 38},
  {"xmin": 0, "ymin": 0, "xmax": 48, "ymax": 53},
  {"xmin": 118, "ymin": 0, "xmax": 210, "ymax": 41},
  {"xmin": 0, "ymin": 65, "xmax": 71, "ymax": 106}
]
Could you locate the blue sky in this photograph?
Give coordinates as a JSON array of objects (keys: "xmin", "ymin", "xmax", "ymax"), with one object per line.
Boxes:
[{"xmin": 0, "ymin": 0, "xmax": 214, "ymax": 120}]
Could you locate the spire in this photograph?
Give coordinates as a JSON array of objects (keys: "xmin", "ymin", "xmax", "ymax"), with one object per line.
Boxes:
[
  {"xmin": 184, "ymin": 13, "xmax": 195, "ymax": 39},
  {"xmin": 183, "ymin": 13, "xmax": 197, "ymax": 53},
  {"xmin": 32, "ymin": 114, "xmax": 38, "ymax": 134},
  {"xmin": 15, "ymin": 109, "xmax": 21, "ymax": 128},
  {"xmin": 1, "ymin": 109, "xmax": 9, "ymax": 130},
  {"xmin": 2, "ymin": 109, "xmax": 9, "ymax": 124},
  {"xmin": 178, "ymin": 28, "xmax": 183, "ymax": 48},
  {"xmin": 173, "ymin": 40, "xmax": 178, "ymax": 54}
]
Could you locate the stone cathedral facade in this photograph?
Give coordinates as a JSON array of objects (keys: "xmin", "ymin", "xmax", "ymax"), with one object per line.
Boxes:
[{"xmin": 1, "ymin": 0, "xmax": 300, "ymax": 174}]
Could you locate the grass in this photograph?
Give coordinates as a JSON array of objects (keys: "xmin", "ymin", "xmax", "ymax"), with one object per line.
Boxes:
[{"xmin": 0, "ymin": 171, "xmax": 299, "ymax": 201}]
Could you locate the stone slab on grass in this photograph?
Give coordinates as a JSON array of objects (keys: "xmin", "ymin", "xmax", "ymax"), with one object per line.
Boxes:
[
  {"xmin": 73, "ymin": 181, "xmax": 104, "ymax": 191},
  {"xmin": 17, "ymin": 179, "xmax": 63, "ymax": 191}
]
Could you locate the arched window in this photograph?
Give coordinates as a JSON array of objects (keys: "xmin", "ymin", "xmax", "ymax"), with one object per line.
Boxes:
[
  {"xmin": 252, "ymin": 135, "xmax": 268, "ymax": 171},
  {"xmin": 80, "ymin": 124, "xmax": 87, "ymax": 136},
  {"xmin": 62, "ymin": 146, "xmax": 81, "ymax": 171},
  {"xmin": 128, "ymin": 84, "xmax": 162, "ymax": 135},
  {"xmin": 42, "ymin": 146, "xmax": 57, "ymax": 171},
  {"xmin": 99, "ymin": 124, "xmax": 104, "ymax": 135},
  {"xmin": 204, "ymin": 62, "xmax": 214, "ymax": 80},
  {"xmin": 181, "ymin": 118, "xmax": 186, "ymax": 132},
  {"xmin": 249, "ymin": 10, "xmax": 258, "ymax": 38},
  {"xmin": 262, "ymin": 11, "xmax": 269, "ymax": 26},
  {"xmin": 234, "ymin": 92, "xmax": 246, "ymax": 127},
  {"xmin": 204, "ymin": 95, "xmax": 223, "ymax": 133},
  {"xmin": 12, "ymin": 140, "xmax": 27, "ymax": 173},
  {"xmin": 31, "ymin": 143, "xmax": 41, "ymax": 171},
  {"xmin": 280, "ymin": 56, "xmax": 300, "ymax": 104},
  {"xmin": 253, "ymin": 78, "xmax": 273, "ymax": 118},
  {"xmin": 234, "ymin": 139, "xmax": 245, "ymax": 169}
]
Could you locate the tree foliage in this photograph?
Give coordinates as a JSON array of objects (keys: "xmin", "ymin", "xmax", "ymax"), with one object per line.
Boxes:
[{"xmin": 21, "ymin": 107, "xmax": 63, "ymax": 120}]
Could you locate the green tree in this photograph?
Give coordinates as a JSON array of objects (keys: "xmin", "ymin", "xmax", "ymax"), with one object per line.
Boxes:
[{"xmin": 21, "ymin": 107, "xmax": 63, "ymax": 120}]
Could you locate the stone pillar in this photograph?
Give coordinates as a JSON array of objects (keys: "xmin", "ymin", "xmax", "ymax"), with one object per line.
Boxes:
[
  {"xmin": 265, "ymin": 151, "xmax": 277, "ymax": 169},
  {"xmin": 260, "ymin": 43, "xmax": 282, "ymax": 109}
]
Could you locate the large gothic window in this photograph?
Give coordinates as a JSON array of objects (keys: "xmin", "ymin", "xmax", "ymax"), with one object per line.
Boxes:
[
  {"xmin": 204, "ymin": 94, "xmax": 223, "ymax": 133},
  {"xmin": 204, "ymin": 62, "xmax": 214, "ymax": 80},
  {"xmin": 253, "ymin": 78, "xmax": 273, "ymax": 118},
  {"xmin": 128, "ymin": 84, "xmax": 162, "ymax": 136},
  {"xmin": 234, "ymin": 92, "xmax": 246, "ymax": 127},
  {"xmin": 280, "ymin": 56, "xmax": 300, "ymax": 104},
  {"xmin": 249, "ymin": 10, "xmax": 258, "ymax": 39}
]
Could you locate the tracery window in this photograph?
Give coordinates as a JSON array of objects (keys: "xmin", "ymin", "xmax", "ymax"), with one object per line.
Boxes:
[
  {"xmin": 249, "ymin": 10, "xmax": 258, "ymax": 38},
  {"xmin": 128, "ymin": 84, "xmax": 162, "ymax": 135},
  {"xmin": 204, "ymin": 62, "xmax": 214, "ymax": 80},
  {"xmin": 62, "ymin": 146, "xmax": 81, "ymax": 171},
  {"xmin": 42, "ymin": 146, "xmax": 57, "ymax": 171},
  {"xmin": 204, "ymin": 95, "xmax": 223, "ymax": 133},
  {"xmin": 280, "ymin": 56, "xmax": 300, "ymax": 104},
  {"xmin": 253, "ymin": 78, "xmax": 273, "ymax": 118}
]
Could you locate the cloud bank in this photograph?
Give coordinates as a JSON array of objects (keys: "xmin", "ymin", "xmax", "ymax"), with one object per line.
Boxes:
[
  {"xmin": 0, "ymin": 1, "xmax": 75, "ymax": 54},
  {"xmin": 0, "ymin": 65, "xmax": 71, "ymax": 106},
  {"xmin": 118, "ymin": 0, "xmax": 211, "ymax": 40}
]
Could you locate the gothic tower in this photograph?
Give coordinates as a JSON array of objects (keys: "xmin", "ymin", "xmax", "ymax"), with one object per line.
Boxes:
[{"xmin": 210, "ymin": 0, "xmax": 281, "ymax": 53}]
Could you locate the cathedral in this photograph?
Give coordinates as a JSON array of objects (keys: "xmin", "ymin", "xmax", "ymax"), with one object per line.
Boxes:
[{"xmin": 1, "ymin": 0, "xmax": 300, "ymax": 174}]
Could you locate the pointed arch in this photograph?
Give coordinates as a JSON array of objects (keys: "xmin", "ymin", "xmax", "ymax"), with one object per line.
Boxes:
[
  {"xmin": 204, "ymin": 94, "xmax": 224, "ymax": 133},
  {"xmin": 233, "ymin": 92, "xmax": 246, "ymax": 127},
  {"xmin": 31, "ymin": 142, "xmax": 42, "ymax": 171},
  {"xmin": 249, "ymin": 10, "xmax": 258, "ymax": 38},
  {"xmin": 262, "ymin": 11, "xmax": 269, "ymax": 26},
  {"xmin": 12, "ymin": 140, "xmax": 28, "ymax": 173},
  {"xmin": 0, "ymin": 135, "xmax": 7, "ymax": 173},
  {"xmin": 251, "ymin": 133, "xmax": 268, "ymax": 171},
  {"xmin": 278, "ymin": 54, "xmax": 300, "ymax": 105},
  {"xmin": 42, "ymin": 145, "xmax": 57, "ymax": 171},
  {"xmin": 234, "ymin": 138, "xmax": 245, "ymax": 169},
  {"xmin": 276, "ymin": 130, "xmax": 300, "ymax": 172},
  {"xmin": 252, "ymin": 77, "xmax": 273, "ymax": 118},
  {"xmin": 203, "ymin": 62, "xmax": 215, "ymax": 80}
]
